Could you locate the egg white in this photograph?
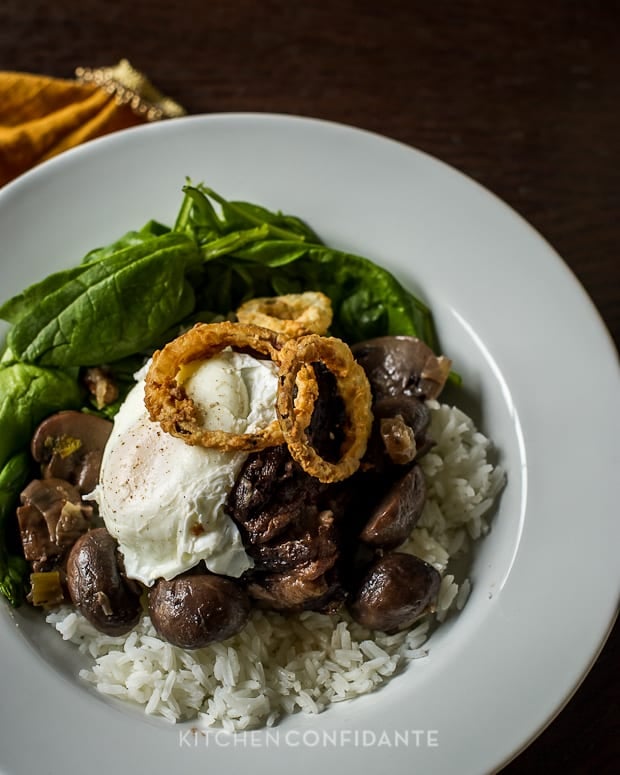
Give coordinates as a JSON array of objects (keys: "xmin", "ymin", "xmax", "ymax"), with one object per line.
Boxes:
[{"xmin": 90, "ymin": 351, "xmax": 278, "ymax": 585}]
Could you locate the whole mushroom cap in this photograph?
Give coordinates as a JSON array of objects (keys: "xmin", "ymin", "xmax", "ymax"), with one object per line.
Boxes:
[
  {"xmin": 348, "ymin": 552, "xmax": 441, "ymax": 633},
  {"xmin": 66, "ymin": 528, "xmax": 141, "ymax": 636},
  {"xmin": 352, "ymin": 336, "xmax": 451, "ymax": 401},
  {"xmin": 148, "ymin": 573, "xmax": 251, "ymax": 649}
]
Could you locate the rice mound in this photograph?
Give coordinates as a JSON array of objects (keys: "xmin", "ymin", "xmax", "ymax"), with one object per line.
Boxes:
[{"xmin": 46, "ymin": 400, "xmax": 505, "ymax": 729}]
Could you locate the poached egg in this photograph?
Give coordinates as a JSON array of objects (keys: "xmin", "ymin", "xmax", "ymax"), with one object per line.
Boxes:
[{"xmin": 90, "ymin": 350, "xmax": 278, "ymax": 586}]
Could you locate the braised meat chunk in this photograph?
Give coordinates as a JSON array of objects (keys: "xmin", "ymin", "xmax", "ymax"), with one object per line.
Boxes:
[
  {"xmin": 226, "ymin": 363, "xmax": 349, "ymax": 613},
  {"xmin": 227, "ymin": 447, "xmax": 345, "ymax": 612}
]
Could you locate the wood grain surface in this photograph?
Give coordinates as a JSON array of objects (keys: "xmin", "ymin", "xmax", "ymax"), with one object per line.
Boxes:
[{"xmin": 1, "ymin": 1, "xmax": 618, "ymax": 772}]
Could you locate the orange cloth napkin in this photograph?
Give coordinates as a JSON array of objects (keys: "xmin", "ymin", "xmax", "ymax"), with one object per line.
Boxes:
[{"xmin": 0, "ymin": 59, "xmax": 185, "ymax": 187}]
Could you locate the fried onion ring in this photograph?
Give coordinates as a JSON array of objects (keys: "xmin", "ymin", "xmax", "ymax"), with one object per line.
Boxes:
[
  {"xmin": 144, "ymin": 321, "xmax": 288, "ymax": 451},
  {"xmin": 236, "ymin": 291, "xmax": 333, "ymax": 338},
  {"xmin": 276, "ymin": 334, "xmax": 373, "ymax": 483}
]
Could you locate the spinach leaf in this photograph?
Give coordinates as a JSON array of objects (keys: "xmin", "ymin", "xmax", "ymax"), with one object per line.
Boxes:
[
  {"xmin": 0, "ymin": 452, "xmax": 31, "ymax": 607},
  {"xmin": 179, "ymin": 185, "xmax": 320, "ymax": 243},
  {"xmin": 82, "ymin": 219, "xmax": 171, "ymax": 264},
  {"xmin": 201, "ymin": 226, "xmax": 272, "ymax": 260},
  {"xmin": 189, "ymin": 239, "xmax": 438, "ymax": 347},
  {"xmin": 0, "ymin": 550, "xmax": 28, "ymax": 608},
  {"xmin": 2, "ymin": 232, "xmax": 202, "ymax": 367},
  {"xmin": 182, "ymin": 186, "xmax": 439, "ymax": 348}
]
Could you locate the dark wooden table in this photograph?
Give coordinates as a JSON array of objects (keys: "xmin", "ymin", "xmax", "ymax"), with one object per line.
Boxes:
[{"xmin": 1, "ymin": 0, "xmax": 618, "ymax": 771}]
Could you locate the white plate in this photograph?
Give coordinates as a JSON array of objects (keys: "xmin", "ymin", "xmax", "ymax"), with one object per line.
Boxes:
[{"xmin": 0, "ymin": 114, "xmax": 618, "ymax": 775}]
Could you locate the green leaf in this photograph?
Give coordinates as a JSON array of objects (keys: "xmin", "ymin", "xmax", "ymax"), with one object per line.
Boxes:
[
  {"xmin": 0, "ymin": 552, "xmax": 28, "ymax": 607},
  {"xmin": 177, "ymin": 186, "xmax": 222, "ymax": 236},
  {"xmin": 82, "ymin": 219, "xmax": 171, "ymax": 264},
  {"xmin": 229, "ymin": 239, "xmax": 312, "ymax": 268},
  {"xmin": 0, "ymin": 453, "xmax": 31, "ymax": 525},
  {"xmin": 0, "ymin": 452, "xmax": 31, "ymax": 607},
  {"xmin": 0, "ymin": 267, "xmax": 78, "ymax": 325},
  {"xmin": 172, "ymin": 182, "xmax": 441, "ymax": 349},
  {"xmin": 201, "ymin": 226, "xmax": 271, "ymax": 261},
  {"xmin": 4, "ymin": 232, "xmax": 202, "ymax": 366},
  {"xmin": 228, "ymin": 240, "xmax": 437, "ymax": 345},
  {"xmin": 184, "ymin": 185, "xmax": 318, "ymax": 242}
]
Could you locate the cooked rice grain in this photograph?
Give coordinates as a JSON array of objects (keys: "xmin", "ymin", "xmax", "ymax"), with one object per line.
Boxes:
[{"xmin": 46, "ymin": 401, "xmax": 505, "ymax": 729}]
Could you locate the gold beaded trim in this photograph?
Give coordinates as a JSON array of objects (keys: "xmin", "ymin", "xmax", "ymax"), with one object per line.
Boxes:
[{"xmin": 75, "ymin": 59, "xmax": 186, "ymax": 122}]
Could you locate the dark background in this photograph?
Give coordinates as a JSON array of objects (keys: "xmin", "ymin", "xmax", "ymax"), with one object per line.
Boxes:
[{"xmin": 1, "ymin": 1, "xmax": 618, "ymax": 771}]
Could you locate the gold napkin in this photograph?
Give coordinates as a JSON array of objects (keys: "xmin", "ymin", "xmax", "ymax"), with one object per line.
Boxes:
[{"xmin": 0, "ymin": 59, "xmax": 185, "ymax": 187}]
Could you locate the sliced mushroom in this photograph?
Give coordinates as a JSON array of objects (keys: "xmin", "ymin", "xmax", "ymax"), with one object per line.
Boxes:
[
  {"xmin": 352, "ymin": 336, "xmax": 451, "ymax": 401},
  {"xmin": 348, "ymin": 552, "xmax": 441, "ymax": 633},
  {"xmin": 17, "ymin": 478, "xmax": 94, "ymax": 571},
  {"xmin": 66, "ymin": 528, "xmax": 141, "ymax": 635},
  {"xmin": 31, "ymin": 411, "xmax": 113, "ymax": 495},
  {"xmin": 148, "ymin": 573, "xmax": 251, "ymax": 649},
  {"xmin": 360, "ymin": 464, "xmax": 426, "ymax": 549}
]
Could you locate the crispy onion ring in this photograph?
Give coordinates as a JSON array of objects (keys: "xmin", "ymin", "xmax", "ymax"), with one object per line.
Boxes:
[
  {"xmin": 276, "ymin": 334, "xmax": 373, "ymax": 483},
  {"xmin": 144, "ymin": 321, "xmax": 288, "ymax": 451},
  {"xmin": 236, "ymin": 291, "xmax": 333, "ymax": 338}
]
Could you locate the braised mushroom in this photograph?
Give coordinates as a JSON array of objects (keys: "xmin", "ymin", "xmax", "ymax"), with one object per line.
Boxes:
[
  {"xmin": 31, "ymin": 410, "xmax": 113, "ymax": 495},
  {"xmin": 148, "ymin": 573, "xmax": 251, "ymax": 649},
  {"xmin": 359, "ymin": 464, "xmax": 426, "ymax": 549},
  {"xmin": 352, "ymin": 336, "xmax": 451, "ymax": 401},
  {"xmin": 66, "ymin": 528, "xmax": 141, "ymax": 635},
  {"xmin": 348, "ymin": 552, "xmax": 441, "ymax": 633},
  {"xmin": 17, "ymin": 478, "xmax": 94, "ymax": 572}
]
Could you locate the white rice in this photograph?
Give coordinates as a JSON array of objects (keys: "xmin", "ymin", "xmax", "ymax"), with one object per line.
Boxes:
[{"xmin": 46, "ymin": 400, "xmax": 505, "ymax": 729}]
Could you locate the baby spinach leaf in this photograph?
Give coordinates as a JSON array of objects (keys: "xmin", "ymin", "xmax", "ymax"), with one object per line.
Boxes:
[
  {"xmin": 179, "ymin": 186, "xmax": 439, "ymax": 348},
  {"xmin": 4, "ymin": 232, "xmax": 202, "ymax": 367},
  {"xmin": 0, "ymin": 546, "xmax": 28, "ymax": 608},
  {"xmin": 176, "ymin": 185, "xmax": 222, "ymax": 238},
  {"xmin": 0, "ymin": 265, "xmax": 82, "ymax": 326},
  {"xmin": 201, "ymin": 226, "xmax": 271, "ymax": 260},
  {"xmin": 82, "ymin": 219, "xmax": 171, "ymax": 264},
  {"xmin": 226, "ymin": 241, "xmax": 438, "ymax": 347},
  {"xmin": 182, "ymin": 185, "xmax": 318, "ymax": 243},
  {"xmin": 0, "ymin": 452, "xmax": 31, "ymax": 607},
  {"xmin": 0, "ymin": 549, "xmax": 28, "ymax": 608}
]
